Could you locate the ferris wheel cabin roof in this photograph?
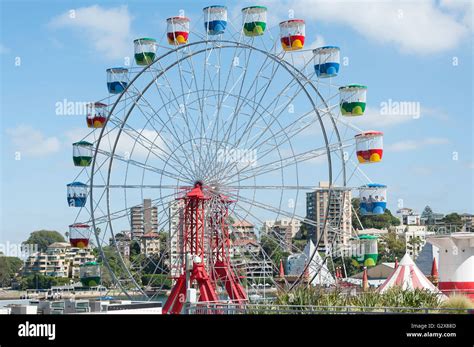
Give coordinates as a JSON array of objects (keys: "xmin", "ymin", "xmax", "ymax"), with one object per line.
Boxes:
[
  {"xmin": 133, "ymin": 38, "xmax": 156, "ymax": 43},
  {"xmin": 73, "ymin": 140, "xmax": 93, "ymax": 146},
  {"xmin": 279, "ymin": 19, "xmax": 305, "ymax": 25},
  {"xmin": 106, "ymin": 67, "xmax": 128, "ymax": 73},
  {"xmin": 88, "ymin": 102, "xmax": 107, "ymax": 108},
  {"xmin": 362, "ymin": 183, "xmax": 387, "ymax": 188},
  {"xmin": 339, "ymin": 84, "xmax": 367, "ymax": 91},
  {"xmin": 167, "ymin": 16, "xmax": 190, "ymax": 22},
  {"xmin": 69, "ymin": 223, "xmax": 90, "ymax": 228},
  {"xmin": 81, "ymin": 261, "xmax": 98, "ymax": 267},
  {"xmin": 67, "ymin": 182, "xmax": 87, "ymax": 187},
  {"xmin": 355, "ymin": 130, "xmax": 383, "ymax": 137},
  {"xmin": 203, "ymin": 5, "xmax": 227, "ymax": 11},
  {"xmin": 358, "ymin": 234, "xmax": 379, "ymax": 240},
  {"xmin": 242, "ymin": 5, "xmax": 267, "ymax": 12},
  {"xmin": 313, "ymin": 46, "xmax": 340, "ymax": 54}
]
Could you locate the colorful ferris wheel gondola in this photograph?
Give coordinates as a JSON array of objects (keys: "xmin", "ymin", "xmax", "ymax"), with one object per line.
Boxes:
[
  {"xmin": 86, "ymin": 102, "xmax": 107, "ymax": 128},
  {"xmin": 279, "ymin": 19, "xmax": 305, "ymax": 51},
  {"xmin": 106, "ymin": 67, "xmax": 128, "ymax": 94},
  {"xmin": 134, "ymin": 38, "xmax": 157, "ymax": 65},
  {"xmin": 69, "ymin": 223, "xmax": 91, "ymax": 248},
  {"xmin": 72, "ymin": 141, "xmax": 93, "ymax": 167},
  {"xmin": 313, "ymin": 46, "xmax": 340, "ymax": 78},
  {"xmin": 80, "ymin": 261, "xmax": 101, "ymax": 287},
  {"xmin": 67, "ymin": 182, "xmax": 88, "ymax": 207},
  {"xmin": 339, "ymin": 84, "xmax": 367, "ymax": 116},
  {"xmin": 355, "ymin": 131, "xmax": 383, "ymax": 164},
  {"xmin": 242, "ymin": 6, "xmax": 267, "ymax": 37},
  {"xmin": 203, "ymin": 5, "xmax": 227, "ymax": 35},
  {"xmin": 359, "ymin": 183, "xmax": 387, "ymax": 215},
  {"xmin": 351, "ymin": 234, "xmax": 379, "ymax": 267},
  {"xmin": 167, "ymin": 16, "xmax": 190, "ymax": 45}
]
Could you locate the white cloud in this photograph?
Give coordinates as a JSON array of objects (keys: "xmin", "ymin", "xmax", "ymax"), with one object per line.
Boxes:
[
  {"xmin": 7, "ymin": 125, "xmax": 61, "ymax": 157},
  {"xmin": 0, "ymin": 44, "xmax": 10, "ymax": 54},
  {"xmin": 388, "ymin": 137, "xmax": 449, "ymax": 152},
  {"xmin": 49, "ymin": 5, "xmax": 133, "ymax": 60},
  {"xmin": 262, "ymin": 0, "xmax": 471, "ymax": 55},
  {"xmin": 349, "ymin": 106, "xmax": 415, "ymax": 129}
]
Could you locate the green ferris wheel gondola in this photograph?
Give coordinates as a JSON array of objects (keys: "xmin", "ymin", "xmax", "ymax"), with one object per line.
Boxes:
[
  {"xmin": 242, "ymin": 6, "xmax": 267, "ymax": 37},
  {"xmin": 351, "ymin": 234, "xmax": 379, "ymax": 267},
  {"xmin": 72, "ymin": 141, "xmax": 93, "ymax": 167},
  {"xmin": 80, "ymin": 261, "xmax": 101, "ymax": 287}
]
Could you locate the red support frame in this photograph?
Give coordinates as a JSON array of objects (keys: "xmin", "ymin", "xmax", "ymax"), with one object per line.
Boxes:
[{"xmin": 163, "ymin": 183, "xmax": 246, "ymax": 314}]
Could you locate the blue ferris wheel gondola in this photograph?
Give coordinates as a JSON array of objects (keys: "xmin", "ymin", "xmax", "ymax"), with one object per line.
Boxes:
[
  {"xmin": 313, "ymin": 46, "xmax": 340, "ymax": 78},
  {"xmin": 359, "ymin": 183, "xmax": 387, "ymax": 215},
  {"xmin": 67, "ymin": 182, "xmax": 88, "ymax": 207},
  {"xmin": 203, "ymin": 5, "xmax": 227, "ymax": 35}
]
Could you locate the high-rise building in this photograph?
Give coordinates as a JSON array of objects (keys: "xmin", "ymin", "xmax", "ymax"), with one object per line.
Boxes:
[
  {"xmin": 168, "ymin": 200, "xmax": 184, "ymax": 278},
  {"xmin": 306, "ymin": 181, "xmax": 352, "ymax": 251},
  {"xmin": 131, "ymin": 199, "xmax": 158, "ymax": 239}
]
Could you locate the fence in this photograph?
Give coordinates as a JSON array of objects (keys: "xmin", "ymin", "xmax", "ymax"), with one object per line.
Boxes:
[{"xmin": 186, "ymin": 302, "xmax": 473, "ymax": 315}]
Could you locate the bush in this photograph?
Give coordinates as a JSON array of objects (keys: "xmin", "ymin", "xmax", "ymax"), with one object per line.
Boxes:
[
  {"xmin": 141, "ymin": 274, "xmax": 172, "ymax": 289},
  {"xmin": 440, "ymin": 294, "xmax": 474, "ymax": 314},
  {"xmin": 275, "ymin": 286, "xmax": 442, "ymax": 312},
  {"xmin": 19, "ymin": 274, "xmax": 71, "ymax": 290}
]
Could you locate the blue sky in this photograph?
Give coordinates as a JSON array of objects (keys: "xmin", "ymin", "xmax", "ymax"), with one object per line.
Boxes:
[{"xmin": 0, "ymin": 0, "xmax": 473, "ymax": 246}]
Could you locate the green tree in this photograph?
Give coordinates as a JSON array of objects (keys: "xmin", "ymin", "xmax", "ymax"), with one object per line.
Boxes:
[
  {"xmin": 378, "ymin": 232, "xmax": 406, "ymax": 263},
  {"xmin": 0, "ymin": 256, "xmax": 23, "ymax": 287},
  {"xmin": 23, "ymin": 230, "xmax": 66, "ymax": 252},
  {"xmin": 260, "ymin": 235, "xmax": 289, "ymax": 269},
  {"xmin": 352, "ymin": 199, "xmax": 400, "ymax": 230},
  {"xmin": 421, "ymin": 206, "xmax": 435, "ymax": 225},
  {"xmin": 442, "ymin": 213, "xmax": 463, "ymax": 226},
  {"xmin": 328, "ymin": 256, "xmax": 359, "ymax": 277},
  {"xmin": 18, "ymin": 274, "xmax": 70, "ymax": 290}
]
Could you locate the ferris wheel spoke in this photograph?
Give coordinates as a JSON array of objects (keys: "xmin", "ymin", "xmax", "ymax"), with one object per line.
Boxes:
[
  {"xmin": 227, "ymin": 191, "xmax": 318, "ymax": 228},
  {"xmin": 230, "ymin": 58, "xmax": 312, "ymax": 152},
  {"xmin": 166, "ymin": 50, "xmax": 205, "ymax": 176},
  {"xmin": 108, "ymin": 117, "xmax": 196, "ymax": 180},
  {"xmin": 96, "ymin": 146, "xmax": 192, "ymax": 184},
  {"xmin": 137, "ymin": 65, "xmax": 200, "ymax": 178},
  {"xmin": 215, "ymin": 49, "xmax": 281, "ymax": 166},
  {"xmin": 221, "ymin": 140, "xmax": 353, "ymax": 185},
  {"xmin": 86, "ymin": 191, "xmax": 178, "ymax": 226},
  {"xmin": 244, "ymin": 104, "xmax": 338, "ymax": 160}
]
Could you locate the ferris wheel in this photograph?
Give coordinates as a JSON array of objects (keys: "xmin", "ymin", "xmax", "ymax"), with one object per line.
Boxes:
[{"xmin": 66, "ymin": 5, "xmax": 388, "ymax": 312}]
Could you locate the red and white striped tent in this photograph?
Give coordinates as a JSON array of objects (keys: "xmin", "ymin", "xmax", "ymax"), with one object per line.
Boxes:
[{"xmin": 378, "ymin": 253, "xmax": 442, "ymax": 294}]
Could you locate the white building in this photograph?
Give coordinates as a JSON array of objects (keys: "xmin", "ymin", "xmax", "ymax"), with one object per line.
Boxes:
[
  {"xmin": 232, "ymin": 220, "xmax": 256, "ymax": 240},
  {"xmin": 23, "ymin": 242, "xmax": 95, "ymax": 279},
  {"xmin": 168, "ymin": 200, "xmax": 184, "ymax": 278},
  {"xmin": 131, "ymin": 199, "xmax": 158, "ymax": 240},
  {"xmin": 140, "ymin": 232, "xmax": 161, "ymax": 257},
  {"xmin": 403, "ymin": 225, "xmax": 434, "ymax": 259}
]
